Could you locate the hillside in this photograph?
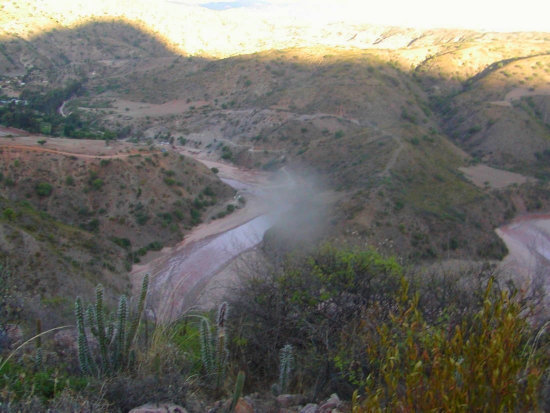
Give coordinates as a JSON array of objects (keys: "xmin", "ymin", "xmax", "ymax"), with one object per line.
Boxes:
[
  {"xmin": 0, "ymin": 133, "xmax": 233, "ymax": 326},
  {"xmin": 1, "ymin": 10, "xmax": 549, "ymax": 263}
]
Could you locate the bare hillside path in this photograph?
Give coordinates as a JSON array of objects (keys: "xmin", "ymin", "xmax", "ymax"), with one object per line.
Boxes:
[
  {"xmin": 0, "ymin": 143, "xmax": 151, "ymax": 159},
  {"xmin": 0, "ymin": 132, "xmax": 151, "ymax": 158},
  {"xmin": 58, "ymin": 99, "xmax": 70, "ymax": 117},
  {"xmin": 381, "ymin": 135, "xmax": 404, "ymax": 177},
  {"xmin": 490, "ymin": 86, "xmax": 550, "ymax": 107}
]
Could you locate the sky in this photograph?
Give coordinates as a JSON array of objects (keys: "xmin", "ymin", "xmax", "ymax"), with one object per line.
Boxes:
[{"xmin": 175, "ymin": 0, "xmax": 550, "ymax": 32}]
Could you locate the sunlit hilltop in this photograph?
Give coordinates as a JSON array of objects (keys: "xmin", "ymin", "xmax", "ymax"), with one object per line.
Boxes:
[{"xmin": 1, "ymin": 0, "xmax": 548, "ymax": 59}]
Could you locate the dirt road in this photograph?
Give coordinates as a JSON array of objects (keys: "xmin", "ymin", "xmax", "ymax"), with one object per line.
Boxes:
[
  {"xmin": 0, "ymin": 132, "xmax": 150, "ymax": 158},
  {"xmin": 0, "ymin": 143, "xmax": 150, "ymax": 159},
  {"xmin": 490, "ymin": 86, "xmax": 550, "ymax": 107}
]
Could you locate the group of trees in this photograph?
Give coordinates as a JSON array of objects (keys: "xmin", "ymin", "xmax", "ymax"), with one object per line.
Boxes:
[{"xmin": 0, "ymin": 81, "xmax": 122, "ymax": 139}]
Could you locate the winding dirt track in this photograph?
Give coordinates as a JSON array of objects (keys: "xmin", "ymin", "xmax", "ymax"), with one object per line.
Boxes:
[
  {"xmin": 58, "ymin": 99, "xmax": 70, "ymax": 117},
  {"xmin": 0, "ymin": 130, "xmax": 151, "ymax": 159},
  {"xmin": 0, "ymin": 143, "xmax": 150, "ymax": 159}
]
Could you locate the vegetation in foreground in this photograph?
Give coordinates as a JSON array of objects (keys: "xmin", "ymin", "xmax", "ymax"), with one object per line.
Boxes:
[{"xmin": 1, "ymin": 246, "xmax": 549, "ymax": 411}]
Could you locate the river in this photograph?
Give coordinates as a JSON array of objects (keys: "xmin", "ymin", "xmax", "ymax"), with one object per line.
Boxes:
[
  {"xmin": 130, "ymin": 152, "xmax": 287, "ymax": 322},
  {"xmin": 142, "ymin": 212, "xmax": 278, "ymax": 322},
  {"xmin": 496, "ymin": 214, "xmax": 550, "ymax": 315}
]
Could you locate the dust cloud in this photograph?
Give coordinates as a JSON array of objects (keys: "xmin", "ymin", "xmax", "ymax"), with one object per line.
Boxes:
[{"xmin": 254, "ymin": 166, "xmax": 331, "ymax": 258}]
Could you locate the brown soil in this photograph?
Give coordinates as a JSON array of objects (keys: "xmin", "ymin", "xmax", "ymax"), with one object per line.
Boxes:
[
  {"xmin": 459, "ymin": 164, "xmax": 531, "ymax": 189},
  {"xmin": 490, "ymin": 86, "xmax": 550, "ymax": 107},
  {"xmin": 107, "ymin": 98, "xmax": 210, "ymax": 119},
  {"xmin": 0, "ymin": 130, "xmax": 147, "ymax": 157}
]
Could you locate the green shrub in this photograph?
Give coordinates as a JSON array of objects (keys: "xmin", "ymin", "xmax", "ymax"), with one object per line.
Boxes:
[
  {"xmin": 135, "ymin": 212, "xmax": 149, "ymax": 225},
  {"xmin": 35, "ymin": 182, "xmax": 53, "ymax": 197},
  {"xmin": 0, "ymin": 361, "xmax": 88, "ymax": 403},
  {"xmin": 91, "ymin": 178, "xmax": 104, "ymax": 190},
  {"xmin": 163, "ymin": 177, "xmax": 176, "ymax": 186},
  {"xmin": 228, "ymin": 245, "xmax": 403, "ymax": 392},
  {"xmin": 79, "ymin": 218, "xmax": 99, "ymax": 232},
  {"xmin": 351, "ymin": 279, "xmax": 545, "ymax": 411},
  {"xmin": 147, "ymin": 241, "xmax": 163, "ymax": 251},
  {"xmin": 200, "ymin": 302, "xmax": 229, "ymax": 391},
  {"xmin": 190, "ymin": 208, "xmax": 201, "ymax": 225},
  {"xmin": 2, "ymin": 208, "xmax": 15, "ymax": 220},
  {"xmin": 221, "ymin": 146, "xmax": 233, "ymax": 160},
  {"xmin": 203, "ymin": 186, "xmax": 215, "ymax": 197},
  {"xmin": 172, "ymin": 210, "xmax": 184, "ymax": 221},
  {"xmin": 159, "ymin": 212, "xmax": 172, "ymax": 224},
  {"xmin": 111, "ymin": 237, "xmax": 131, "ymax": 249}
]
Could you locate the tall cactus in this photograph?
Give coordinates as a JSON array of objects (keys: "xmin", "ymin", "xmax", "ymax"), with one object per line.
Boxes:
[
  {"xmin": 95, "ymin": 284, "xmax": 110, "ymax": 373},
  {"xmin": 226, "ymin": 371, "xmax": 246, "ymax": 413},
  {"xmin": 199, "ymin": 302, "xmax": 230, "ymax": 390},
  {"xmin": 215, "ymin": 302, "xmax": 228, "ymax": 390},
  {"xmin": 278, "ymin": 344, "xmax": 294, "ymax": 394},
  {"xmin": 75, "ymin": 296, "xmax": 95, "ymax": 375}
]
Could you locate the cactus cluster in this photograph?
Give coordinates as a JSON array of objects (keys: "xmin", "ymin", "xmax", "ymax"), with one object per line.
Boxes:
[
  {"xmin": 200, "ymin": 301, "xmax": 229, "ymax": 390},
  {"xmin": 75, "ymin": 275, "xmax": 149, "ymax": 376}
]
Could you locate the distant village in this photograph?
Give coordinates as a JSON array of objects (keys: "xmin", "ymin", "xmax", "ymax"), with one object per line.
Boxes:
[
  {"xmin": 0, "ymin": 75, "xmax": 31, "ymax": 105},
  {"xmin": 0, "ymin": 98, "xmax": 27, "ymax": 106}
]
